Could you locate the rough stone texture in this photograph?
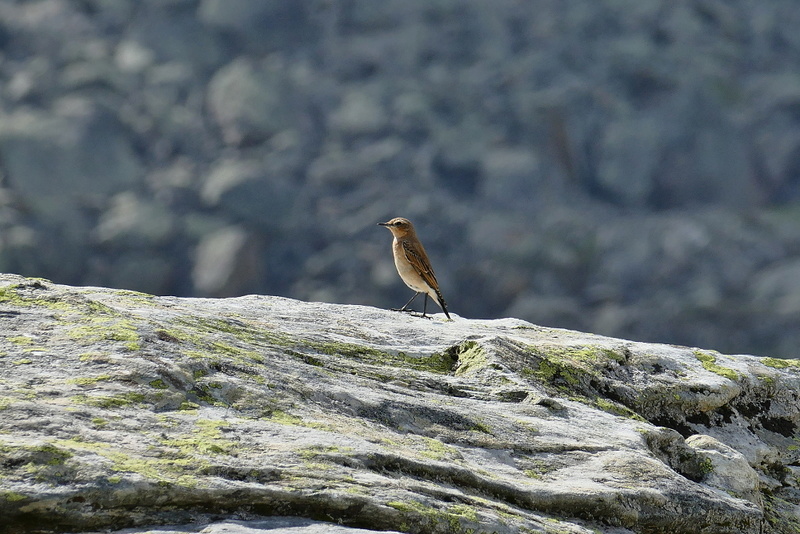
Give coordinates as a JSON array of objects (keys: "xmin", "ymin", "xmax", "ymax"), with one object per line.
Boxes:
[{"xmin": 0, "ymin": 273, "xmax": 798, "ymax": 534}]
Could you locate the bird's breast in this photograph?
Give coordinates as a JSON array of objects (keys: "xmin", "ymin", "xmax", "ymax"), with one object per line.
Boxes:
[{"xmin": 392, "ymin": 240, "xmax": 429, "ymax": 292}]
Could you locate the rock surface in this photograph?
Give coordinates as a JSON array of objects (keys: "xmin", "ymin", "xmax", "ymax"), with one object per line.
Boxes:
[{"xmin": 0, "ymin": 273, "xmax": 798, "ymax": 534}]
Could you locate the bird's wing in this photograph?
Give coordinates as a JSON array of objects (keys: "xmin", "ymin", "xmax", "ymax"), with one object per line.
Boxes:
[{"xmin": 402, "ymin": 240, "xmax": 439, "ymax": 289}]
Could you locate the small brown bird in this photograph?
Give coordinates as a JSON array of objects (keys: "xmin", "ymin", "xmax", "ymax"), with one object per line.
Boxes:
[{"xmin": 378, "ymin": 217, "xmax": 451, "ymax": 320}]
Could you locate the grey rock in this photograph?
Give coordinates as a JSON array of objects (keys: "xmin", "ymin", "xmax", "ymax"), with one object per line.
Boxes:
[
  {"xmin": 0, "ymin": 273, "xmax": 798, "ymax": 534},
  {"xmin": 595, "ymin": 116, "xmax": 661, "ymax": 207},
  {"xmin": 750, "ymin": 258, "xmax": 800, "ymax": 315},
  {"xmin": 192, "ymin": 226, "xmax": 263, "ymax": 297},
  {"xmin": 200, "ymin": 159, "xmax": 296, "ymax": 229},
  {"xmin": 0, "ymin": 98, "xmax": 142, "ymax": 220},
  {"xmin": 686, "ymin": 434, "xmax": 761, "ymax": 505},
  {"xmin": 328, "ymin": 88, "xmax": 389, "ymax": 137},
  {"xmin": 198, "ymin": 0, "xmax": 311, "ymax": 52},
  {"xmin": 94, "ymin": 192, "xmax": 177, "ymax": 247},
  {"xmin": 111, "ymin": 517, "xmax": 403, "ymax": 534},
  {"xmin": 207, "ymin": 58, "xmax": 298, "ymax": 146}
]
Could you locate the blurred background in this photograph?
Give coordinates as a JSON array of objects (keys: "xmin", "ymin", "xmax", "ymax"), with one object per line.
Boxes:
[{"xmin": 1, "ymin": 0, "xmax": 800, "ymax": 358}]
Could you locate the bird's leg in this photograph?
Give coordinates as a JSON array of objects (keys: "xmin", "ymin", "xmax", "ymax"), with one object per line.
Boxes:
[
  {"xmin": 392, "ymin": 292, "xmax": 420, "ymax": 313},
  {"xmin": 421, "ymin": 294, "xmax": 429, "ymax": 318}
]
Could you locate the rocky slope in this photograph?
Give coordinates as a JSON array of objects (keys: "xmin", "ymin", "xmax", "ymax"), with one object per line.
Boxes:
[
  {"xmin": 0, "ymin": 273, "xmax": 798, "ymax": 534},
  {"xmin": 2, "ymin": 1, "xmax": 800, "ymax": 358}
]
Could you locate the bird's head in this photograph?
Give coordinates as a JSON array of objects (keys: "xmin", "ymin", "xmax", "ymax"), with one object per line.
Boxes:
[{"xmin": 378, "ymin": 217, "xmax": 415, "ymax": 238}]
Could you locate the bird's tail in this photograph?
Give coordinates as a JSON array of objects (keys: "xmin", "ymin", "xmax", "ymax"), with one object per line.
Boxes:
[{"xmin": 434, "ymin": 288, "xmax": 452, "ymax": 320}]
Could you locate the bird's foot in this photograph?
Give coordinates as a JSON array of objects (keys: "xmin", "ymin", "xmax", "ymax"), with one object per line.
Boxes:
[{"xmin": 390, "ymin": 308, "xmax": 432, "ymax": 319}]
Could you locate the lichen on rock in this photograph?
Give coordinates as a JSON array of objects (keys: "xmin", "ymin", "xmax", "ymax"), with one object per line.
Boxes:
[{"xmin": 0, "ymin": 273, "xmax": 797, "ymax": 534}]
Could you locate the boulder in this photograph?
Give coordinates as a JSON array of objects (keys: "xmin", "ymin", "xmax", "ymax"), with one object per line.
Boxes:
[
  {"xmin": 207, "ymin": 57, "xmax": 298, "ymax": 146},
  {"xmin": 192, "ymin": 226, "xmax": 263, "ymax": 297},
  {"xmin": 200, "ymin": 158, "xmax": 296, "ymax": 230},
  {"xmin": 0, "ymin": 98, "xmax": 142, "ymax": 221},
  {"xmin": 0, "ymin": 273, "xmax": 798, "ymax": 533}
]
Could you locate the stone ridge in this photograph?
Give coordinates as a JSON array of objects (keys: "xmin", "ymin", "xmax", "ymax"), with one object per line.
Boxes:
[{"xmin": 0, "ymin": 273, "xmax": 797, "ymax": 534}]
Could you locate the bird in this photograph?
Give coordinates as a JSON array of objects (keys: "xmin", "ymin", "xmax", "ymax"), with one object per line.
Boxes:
[{"xmin": 378, "ymin": 217, "xmax": 451, "ymax": 320}]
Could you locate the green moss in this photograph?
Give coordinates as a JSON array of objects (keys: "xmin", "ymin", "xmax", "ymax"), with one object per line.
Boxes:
[
  {"xmin": 79, "ymin": 352, "xmax": 109, "ymax": 362},
  {"xmin": 311, "ymin": 341, "xmax": 456, "ymax": 374},
  {"xmin": 82, "ymin": 300, "xmax": 121, "ymax": 317},
  {"xmin": 448, "ymin": 503, "xmax": 479, "ymax": 523},
  {"xmin": 22, "ymin": 444, "xmax": 74, "ymax": 466},
  {"xmin": 592, "ymin": 397, "xmax": 647, "ymax": 422},
  {"xmin": 387, "ymin": 500, "xmax": 477, "ymax": 532},
  {"xmin": 470, "ymin": 419, "xmax": 493, "ymax": 434},
  {"xmin": 159, "ymin": 419, "xmax": 235, "ymax": 456},
  {"xmin": 115, "ymin": 289, "xmax": 157, "ymax": 306},
  {"xmin": 67, "ymin": 375, "xmax": 113, "ymax": 386},
  {"xmin": 756, "ymin": 374, "xmax": 776, "ymax": 386},
  {"xmin": 523, "ymin": 459, "xmax": 558, "ymax": 480},
  {"xmin": 699, "ymin": 457, "xmax": 715, "ymax": 475},
  {"xmin": 268, "ymin": 410, "xmax": 305, "ymax": 426},
  {"xmin": 523, "ymin": 345, "xmax": 623, "ymax": 393},
  {"xmin": 53, "ymin": 437, "xmax": 202, "ymax": 488},
  {"xmin": 176, "ymin": 325, "xmax": 265, "ymax": 369},
  {"xmin": 262, "ymin": 410, "xmax": 334, "ymax": 432},
  {"xmin": 298, "ymin": 445, "xmax": 354, "ymax": 462},
  {"xmin": 761, "ymin": 357, "xmax": 800, "ymax": 370},
  {"xmin": 11, "ymin": 359, "xmax": 32, "ymax": 365},
  {"xmin": 149, "ymin": 379, "xmax": 169, "ymax": 389},
  {"xmin": 71, "ymin": 392, "xmax": 146, "ymax": 409},
  {"xmin": 3, "ymin": 491, "xmax": 28, "ymax": 502},
  {"xmin": 68, "ymin": 319, "xmax": 141, "ymax": 351},
  {"xmin": 0, "ymin": 283, "xmax": 72, "ymax": 311},
  {"xmin": 453, "ymin": 341, "xmax": 487, "ymax": 376},
  {"xmin": 694, "ymin": 351, "xmax": 739, "ymax": 381},
  {"xmin": 419, "ymin": 436, "xmax": 459, "ymax": 461},
  {"xmin": 172, "ymin": 316, "xmax": 292, "ymax": 349},
  {"xmin": 108, "ymin": 451, "xmax": 200, "ymax": 487},
  {"xmin": 6, "ymin": 336, "xmax": 34, "ymax": 345},
  {"xmin": 178, "ymin": 401, "xmax": 200, "ymax": 411}
]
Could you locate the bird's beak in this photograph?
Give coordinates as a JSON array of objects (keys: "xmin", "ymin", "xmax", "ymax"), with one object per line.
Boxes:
[{"xmin": 378, "ymin": 221, "xmax": 390, "ymax": 226}]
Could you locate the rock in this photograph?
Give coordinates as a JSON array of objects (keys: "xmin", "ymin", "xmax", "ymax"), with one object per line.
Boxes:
[
  {"xmin": 123, "ymin": 2, "xmax": 224, "ymax": 70},
  {"xmin": 686, "ymin": 434, "xmax": 761, "ymax": 505},
  {"xmin": 328, "ymin": 87, "xmax": 389, "ymax": 137},
  {"xmin": 197, "ymin": 0, "xmax": 311, "ymax": 53},
  {"xmin": 0, "ymin": 98, "xmax": 142, "ymax": 221},
  {"xmin": 595, "ymin": 116, "xmax": 662, "ymax": 207},
  {"xmin": 111, "ymin": 517, "xmax": 403, "ymax": 534},
  {"xmin": 1, "ymin": 273, "xmax": 798, "ymax": 533},
  {"xmin": 192, "ymin": 226, "xmax": 263, "ymax": 297},
  {"xmin": 94, "ymin": 192, "xmax": 177, "ymax": 247},
  {"xmin": 750, "ymin": 258, "xmax": 800, "ymax": 315},
  {"xmin": 207, "ymin": 57, "xmax": 298, "ymax": 146},
  {"xmin": 200, "ymin": 158, "xmax": 296, "ymax": 229}
]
